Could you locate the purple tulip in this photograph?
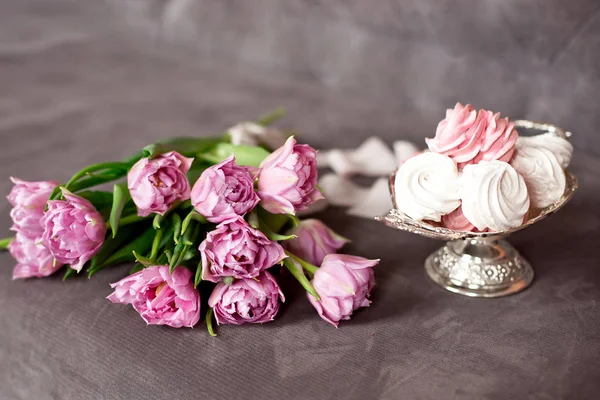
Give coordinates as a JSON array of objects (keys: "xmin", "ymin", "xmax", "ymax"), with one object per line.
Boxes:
[
  {"xmin": 9, "ymin": 233, "xmax": 63, "ymax": 279},
  {"xmin": 308, "ymin": 254, "xmax": 379, "ymax": 327},
  {"xmin": 208, "ymin": 271, "xmax": 284, "ymax": 325},
  {"xmin": 199, "ymin": 216, "xmax": 286, "ymax": 282},
  {"xmin": 284, "ymin": 219, "xmax": 349, "ymax": 266},
  {"xmin": 128, "ymin": 151, "xmax": 193, "ymax": 217},
  {"xmin": 257, "ymin": 136, "xmax": 323, "ymax": 215},
  {"xmin": 7, "ymin": 177, "xmax": 58, "ymax": 238},
  {"xmin": 108, "ymin": 266, "xmax": 200, "ymax": 328},
  {"xmin": 41, "ymin": 190, "xmax": 106, "ymax": 272},
  {"xmin": 191, "ymin": 155, "xmax": 260, "ymax": 223}
]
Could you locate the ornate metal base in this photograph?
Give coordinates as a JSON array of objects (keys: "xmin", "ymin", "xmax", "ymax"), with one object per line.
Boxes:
[{"xmin": 425, "ymin": 239, "xmax": 534, "ymax": 298}]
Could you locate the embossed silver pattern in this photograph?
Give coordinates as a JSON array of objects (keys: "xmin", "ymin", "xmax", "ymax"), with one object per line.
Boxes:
[{"xmin": 376, "ymin": 121, "xmax": 578, "ymax": 298}]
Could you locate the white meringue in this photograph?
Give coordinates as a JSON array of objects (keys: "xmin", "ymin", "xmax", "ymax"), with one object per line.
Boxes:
[
  {"xmin": 394, "ymin": 152, "xmax": 461, "ymax": 222},
  {"xmin": 228, "ymin": 122, "xmax": 287, "ymax": 150},
  {"xmin": 460, "ymin": 161, "xmax": 530, "ymax": 231},
  {"xmin": 510, "ymin": 146, "xmax": 566, "ymax": 209},
  {"xmin": 516, "ymin": 133, "xmax": 573, "ymax": 169}
]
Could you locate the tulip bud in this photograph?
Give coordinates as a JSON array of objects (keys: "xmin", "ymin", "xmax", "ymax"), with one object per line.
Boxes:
[
  {"xmin": 199, "ymin": 216, "xmax": 286, "ymax": 282},
  {"xmin": 308, "ymin": 254, "xmax": 378, "ymax": 327},
  {"xmin": 208, "ymin": 271, "xmax": 284, "ymax": 324},
  {"xmin": 41, "ymin": 190, "xmax": 106, "ymax": 272},
  {"xmin": 128, "ymin": 151, "xmax": 193, "ymax": 217},
  {"xmin": 108, "ymin": 266, "xmax": 200, "ymax": 328},
  {"xmin": 257, "ymin": 137, "xmax": 323, "ymax": 215},
  {"xmin": 191, "ymin": 155, "xmax": 259, "ymax": 223},
  {"xmin": 284, "ymin": 219, "xmax": 349, "ymax": 266}
]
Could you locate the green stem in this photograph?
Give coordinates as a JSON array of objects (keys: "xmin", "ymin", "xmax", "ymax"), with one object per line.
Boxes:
[
  {"xmin": 283, "ymin": 258, "xmax": 320, "ymax": 300},
  {"xmin": 286, "ymin": 251, "xmax": 319, "ymax": 275},
  {"xmin": 206, "ymin": 308, "xmax": 217, "ymax": 337},
  {"xmin": 150, "ymin": 229, "xmax": 164, "ymax": 262},
  {"xmin": 118, "ymin": 214, "xmax": 150, "ymax": 227},
  {"xmin": 0, "ymin": 236, "xmax": 14, "ymax": 250}
]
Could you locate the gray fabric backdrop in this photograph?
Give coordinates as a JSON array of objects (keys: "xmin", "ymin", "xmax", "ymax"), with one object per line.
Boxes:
[{"xmin": 1, "ymin": 1, "xmax": 599, "ymax": 399}]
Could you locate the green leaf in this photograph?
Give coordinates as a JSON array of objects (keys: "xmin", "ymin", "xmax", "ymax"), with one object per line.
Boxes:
[
  {"xmin": 283, "ymin": 258, "xmax": 320, "ymax": 300},
  {"xmin": 206, "ymin": 308, "xmax": 217, "ymax": 337},
  {"xmin": 181, "ymin": 210, "xmax": 208, "ymax": 235},
  {"xmin": 247, "ymin": 210, "xmax": 260, "ymax": 229},
  {"xmin": 182, "ymin": 248, "xmax": 198, "ymax": 261},
  {"xmin": 199, "ymin": 143, "xmax": 270, "ymax": 167},
  {"xmin": 169, "ymin": 241, "xmax": 187, "ymax": 273},
  {"xmin": 77, "ymin": 190, "xmax": 114, "ymax": 219},
  {"xmin": 0, "ymin": 237, "xmax": 13, "ymax": 250},
  {"xmin": 172, "ymin": 213, "xmax": 182, "ymax": 244},
  {"xmin": 133, "ymin": 251, "xmax": 155, "ymax": 267},
  {"xmin": 64, "ymin": 162, "xmax": 130, "ymax": 191},
  {"xmin": 48, "ymin": 185, "xmax": 64, "ymax": 201},
  {"xmin": 63, "ymin": 267, "xmax": 77, "ymax": 281},
  {"xmin": 169, "ymin": 224, "xmax": 201, "ymax": 273},
  {"xmin": 287, "ymin": 214, "xmax": 300, "ymax": 228},
  {"xmin": 257, "ymin": 206, "xmax": 295, "ymax": 232},
  {"xmin": 141, "ymin": 137, "xmax": 225, "ymax": 159},
  {"xmin": 258, "ymin": 216, "xmax": 296, "ymax": 241},
  {"xmin": 194, "ymin": 260, "xmax": 203, "ymax": 288},
  {"xmin": 164, "ymin": 250, "xmax": 173, "ymax": 264},
  {"xmin": 153, "ymin": 213, "xmax": 165, "ymax": 230},
  {"xmin": 109, "ymin": 184, "xmax": 131, "ymax": 238},
  {"xmin": 88, "ymin": 225, "xmax": 137, "ymax": 278},
  {"xmin": 99, "ymin": 227, "xmax": 155, "ymax": 269}
]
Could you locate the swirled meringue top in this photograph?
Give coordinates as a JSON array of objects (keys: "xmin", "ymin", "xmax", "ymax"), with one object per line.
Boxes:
[
  {"xmin": 460, "ymin": 161, "xmax": 530, "ymax": 231},
  {"xmin": 473, "ymin": 110, "xmax": 518, "ymax": 164},
  {"xmin": 426, "ymin": 103, "xmax": 486, "ymax": 165},
  {"xmin": 516, "ymin": 133, "xmax": 573, "ymax": 169},
  {"xmin": 394, "ymin": 152, "xmax": 461, "ymax": 222},
  {"xmin": 510, "ymin": 145, "xmax": 566, "ymax": 209}
]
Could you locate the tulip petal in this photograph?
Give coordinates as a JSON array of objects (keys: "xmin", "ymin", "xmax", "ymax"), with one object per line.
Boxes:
[
  {"xmin": 318, "ymin": 174, "xmax": 369, "ymax": 207},
  {"xmin": 347, "ymin": 178, "xmax": 393, "ymax": 219},
  {"xmin": 321, "ymin": 137, "xmax": 397, "ymax": 177}
]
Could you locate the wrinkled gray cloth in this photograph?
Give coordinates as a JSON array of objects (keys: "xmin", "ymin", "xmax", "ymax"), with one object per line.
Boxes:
[{"xmin": 1, "ymin": 1, "xmax": 599, "ymax": 399}]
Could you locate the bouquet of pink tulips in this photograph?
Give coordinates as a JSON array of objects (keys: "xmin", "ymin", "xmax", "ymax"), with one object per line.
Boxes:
[{"xmin": 1, "ymin": 111, "xmax": 379, "ymax": 334}]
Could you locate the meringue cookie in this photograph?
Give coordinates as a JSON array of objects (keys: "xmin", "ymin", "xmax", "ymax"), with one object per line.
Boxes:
[
  {"xmin": 425, "ymin": 103, "xmax": 486, "ymax": 166},
  {"xmin": 516, "ymin": 133, "xmax": 573, "ymax": 169},
  {"xmin": 510, "ymin": 146, "xmax": 566, "ymax": 209},
  {"xmin": 394, "ymin": 152, "xmax": 461, "ymax": 222},
  {"xmin": 460, "ymin": 161, "xmax": 530, "ymax": 231},
  {"xmin": 473, "ymin": 110, "xmax": 518, "ymax": 164}
]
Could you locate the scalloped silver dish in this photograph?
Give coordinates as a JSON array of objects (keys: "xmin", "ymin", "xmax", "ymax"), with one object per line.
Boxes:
[{"xmin": 376, "ymin": 120, "xmax": 579, "ymax": 298}]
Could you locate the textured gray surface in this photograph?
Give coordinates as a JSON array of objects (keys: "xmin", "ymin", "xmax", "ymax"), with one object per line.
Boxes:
[{"xmin": 1, "ymin": 1, "xmax": 600, "ymax": 399}]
